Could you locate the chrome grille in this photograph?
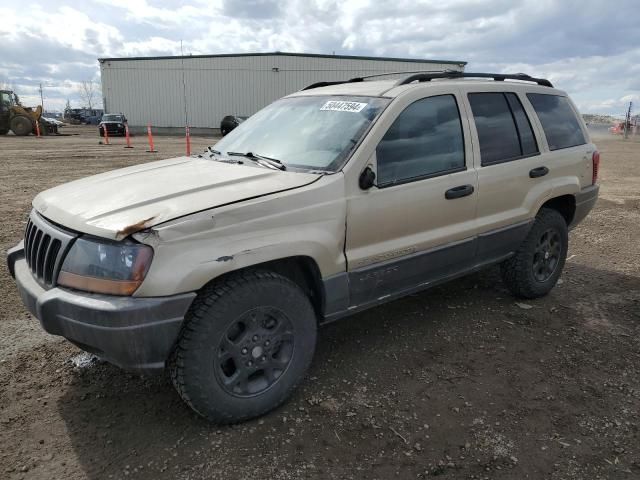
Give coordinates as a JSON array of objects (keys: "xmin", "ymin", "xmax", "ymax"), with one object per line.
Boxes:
[{"xmin": 24, "ymin": 210, "xmax": 76, "ymax": 288}]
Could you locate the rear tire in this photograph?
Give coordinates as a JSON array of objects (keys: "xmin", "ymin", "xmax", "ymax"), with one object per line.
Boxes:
[
  {"xmin": 500, "ymin": 208, "xmax": 568, "ymax": 299},
  {"xmin": 169, "ymin": 270, "xmax": 317, "ymax": 423},
  {"xmin": 10, "ymin": 116, "xmax": 33, "ymax": 136}
]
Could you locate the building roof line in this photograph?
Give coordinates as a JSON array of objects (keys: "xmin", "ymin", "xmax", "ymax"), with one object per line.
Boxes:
[{"xmin": 98, "ymin": 51, "xmax": 466, "ymax": 66}]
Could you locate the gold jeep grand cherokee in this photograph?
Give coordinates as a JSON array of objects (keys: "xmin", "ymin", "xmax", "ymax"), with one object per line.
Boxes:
[{"xmin": 7, "ymin": 71, "xmax": 599, "ymax": 423}]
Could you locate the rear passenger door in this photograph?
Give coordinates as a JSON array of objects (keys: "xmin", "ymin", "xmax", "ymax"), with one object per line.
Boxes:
[{"xmin": 462, "ymin": 89, "xmax": 551, "ymax": 262}]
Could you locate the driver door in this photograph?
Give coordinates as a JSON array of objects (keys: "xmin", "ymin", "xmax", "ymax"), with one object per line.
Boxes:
[{"xmin": 344, "ymin": 91, "xmax": 479, "ymax": 307}]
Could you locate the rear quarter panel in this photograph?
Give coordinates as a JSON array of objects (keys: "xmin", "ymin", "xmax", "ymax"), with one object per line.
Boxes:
[{"xmin": 519, "ymin": 89, "xmax": 594, "ymax": 211}]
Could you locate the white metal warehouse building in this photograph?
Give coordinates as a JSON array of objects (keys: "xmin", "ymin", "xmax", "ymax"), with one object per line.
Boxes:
[{"xmin": 98, "ymin": 52, "xmax": 466, "ymax": 133}]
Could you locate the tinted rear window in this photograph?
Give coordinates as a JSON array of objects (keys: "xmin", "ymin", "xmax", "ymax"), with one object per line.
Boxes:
[
  {"xmin": 468, "ymin": 92, "xmax": 538, "ymax": 165},
  {"xmin": 527, "ymin": 94, "xmax": 586, "ymax": 150}
]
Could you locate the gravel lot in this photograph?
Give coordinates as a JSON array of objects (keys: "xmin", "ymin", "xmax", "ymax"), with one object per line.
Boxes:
[{"xmin": 1, "ymin": 126, "xmax": 639, "ymax": 479}]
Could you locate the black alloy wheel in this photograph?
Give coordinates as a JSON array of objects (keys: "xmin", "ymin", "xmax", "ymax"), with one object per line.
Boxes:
[
  {"xmin": 500, "ymin": 208, "xmax": 568, "ymax": 299},
  {"xmin": 215, "ymin": 306, "xmax": 294, "ymax": 397},
  {"xmin": 532, "ymin": 228, "xmax": 562, "ymax": 282},
  {"xmin": 169, "ymin": 270, "xmax": 317, "ymax": 423}
]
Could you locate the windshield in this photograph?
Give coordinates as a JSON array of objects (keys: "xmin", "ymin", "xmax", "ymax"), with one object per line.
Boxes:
[
  {"xmin": 103, "ymin": 115, "xmax": 123, "ymax": 122},
  {"xmin": 213, "ymin": 95, "xmax": 389, "ymax": 171}
]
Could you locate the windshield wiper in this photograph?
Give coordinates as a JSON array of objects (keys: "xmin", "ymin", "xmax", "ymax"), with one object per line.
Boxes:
[
  {"xmin": 202, "ymin": 147, "xmax": 245, "ymax": 164},
  {"xmin": 226, "ymin": 151, "xmax": 286, "ymax": 170}
]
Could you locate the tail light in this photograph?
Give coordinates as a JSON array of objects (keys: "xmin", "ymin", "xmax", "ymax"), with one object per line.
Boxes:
[{"xmin": 592, "ymin": 150, "xmax": 600, "ymax": 185}]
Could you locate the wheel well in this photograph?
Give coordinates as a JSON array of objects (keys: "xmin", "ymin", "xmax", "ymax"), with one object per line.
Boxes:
[
  {"xmin": 206, "ymin": 256, "xmax": 325, "ymax": 320},
  {"xmin": 541, "ymin": 195, "xmax": 576, "ymax": 225}
]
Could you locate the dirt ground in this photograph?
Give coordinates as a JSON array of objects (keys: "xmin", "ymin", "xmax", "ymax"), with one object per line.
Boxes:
[{"xmin": 1, "ymin": 125, "xmax": 639, "ymax": 479}]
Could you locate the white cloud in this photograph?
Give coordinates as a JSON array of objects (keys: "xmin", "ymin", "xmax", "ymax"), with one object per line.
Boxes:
[
  {"xmin": 93, "ymin": 0, "xmax": 221, "ymax": 25},
  {"xmin": 1, "ymin": 0, "xmax": 638, "ymax": 113},
  {"xmin": 476, "ymin": 47, "xmax": 640, "ymax": 114}
]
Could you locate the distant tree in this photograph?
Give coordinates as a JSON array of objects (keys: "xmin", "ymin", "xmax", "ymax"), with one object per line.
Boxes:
[
  {"xmin": 78, "ymin": 80, "xmax": 100, "ymax": 110},
  {"xmin": 64, "ymin": 99, "xmax": 72, "ymax": 114}
]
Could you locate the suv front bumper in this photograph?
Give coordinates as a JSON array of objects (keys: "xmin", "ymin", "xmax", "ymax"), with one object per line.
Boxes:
[{"xmin": 7, "ymin": 244, "xmax": 195, "ymax": 371}]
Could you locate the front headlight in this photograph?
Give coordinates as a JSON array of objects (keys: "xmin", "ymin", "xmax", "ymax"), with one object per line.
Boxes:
[{"xmin": 58, "ymin": 237, "xmax": 153, "ymax": 295}]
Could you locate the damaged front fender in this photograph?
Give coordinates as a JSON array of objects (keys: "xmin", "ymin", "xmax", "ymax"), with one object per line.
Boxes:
[
  {"xmin": 116, "ymin": 216, "xmax": 156, "ymax": 241},
  {"xmin": 131, "ymin": 175, "xmax": 347, "ymax": 297}
]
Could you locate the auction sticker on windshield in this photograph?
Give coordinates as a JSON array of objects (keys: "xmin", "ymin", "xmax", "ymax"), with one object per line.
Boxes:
[{"xmin": 320, "ymin": 100, "xmax": 368, "ymax": 113}]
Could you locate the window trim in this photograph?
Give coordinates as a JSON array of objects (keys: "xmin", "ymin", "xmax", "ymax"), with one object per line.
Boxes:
[
  {"xmin": 377, "ymin": 165, "xmax": 467, "ymax": 189},
  {"xmin": 375, "ymin": 93, "xmax": 467, "ymax": 189},
  {"xmin": 467, "ymin": 91, "xmax": 541, "ymax": 167},
  {"xmin": 479, "ymin": 150, "xmax": 540, "ymax": 167},
  {"xmin": 505, "ymin": 92, "xmax": 539, "ymax": 157},
  {"xmin": 526, "ymin": 92, "xmax": 587, "ymax": 151}
]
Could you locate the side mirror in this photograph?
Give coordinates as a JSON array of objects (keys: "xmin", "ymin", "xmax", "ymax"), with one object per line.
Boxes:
[{"xmin": 359, "ymin": 166, "xmax": 376, "ymax": 190}]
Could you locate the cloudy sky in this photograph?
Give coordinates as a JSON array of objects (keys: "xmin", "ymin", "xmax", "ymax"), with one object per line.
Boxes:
[{"xmin": 1, "ymin": 0, "xmax": 638, "ymax": 115}]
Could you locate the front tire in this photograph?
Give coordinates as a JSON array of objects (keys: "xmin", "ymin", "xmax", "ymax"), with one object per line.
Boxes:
[
  {"xmin": 10, "ymin": 115, "xmax": 33, "ymax": 136},
  {"xmin": 500, "ymin": 208, "xmax": 568, "ymax": 299},
  {"xmin": 169, "ymin": 271, "xmax": 317, "ymax": 423}
]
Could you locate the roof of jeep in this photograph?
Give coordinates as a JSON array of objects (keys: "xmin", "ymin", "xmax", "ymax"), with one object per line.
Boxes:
[{"xmin": 288, "ymin": 78, "xmax": 565, "ymax": 99}]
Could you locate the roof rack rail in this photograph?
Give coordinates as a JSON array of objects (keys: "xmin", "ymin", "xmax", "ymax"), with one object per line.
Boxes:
[
  {"xmin": 301, "ymin": 70, "xmax": 448, "ymax": 91},
  {"xmin": 395, "ymin": 72, "xmax": 553, "ymax": 87},
  {"xmin": 353, "ymin": 69, "xmax": 446, "ymax": 81},
  {"xmin": 301, "ymin": 79, "xmax": 363, "ymax": 91}
]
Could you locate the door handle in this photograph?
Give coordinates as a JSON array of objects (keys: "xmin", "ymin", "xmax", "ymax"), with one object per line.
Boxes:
[
  {"xmin": 529, "ymin": 166, "xmax": 549, "ymax": 178},
  {"xmin": 445, "ymin": 184, "xmax": 474, "ymax": 199}
]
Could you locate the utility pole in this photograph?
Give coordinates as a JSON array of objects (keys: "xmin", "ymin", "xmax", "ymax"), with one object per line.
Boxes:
[
  {"xmin": 39, "ymin": 82, "xmax": 44, "ymax": 111},
  {"xmin": 180, "ymin": 40, "xmax": 189, "ymax": 128},
  {"xmin": 624, "ymin": 101, "xmax": 632, "ymax": 140}
]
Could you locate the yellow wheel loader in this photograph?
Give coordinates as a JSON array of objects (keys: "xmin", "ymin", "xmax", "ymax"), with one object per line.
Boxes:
[{"xmin": 0, "ymin": 90, "xmax": 58, "ymax": 136}]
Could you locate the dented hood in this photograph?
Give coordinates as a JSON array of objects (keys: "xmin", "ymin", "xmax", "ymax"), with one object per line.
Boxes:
[{"xmin": 33, "ymin": 156, "xmax": 320, "ymax": 240}]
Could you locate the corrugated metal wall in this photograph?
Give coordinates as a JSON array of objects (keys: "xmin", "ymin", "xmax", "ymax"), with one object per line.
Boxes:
[{"xmin": 100, "ymin": 54, "xmax": 464, "ymax": 128}]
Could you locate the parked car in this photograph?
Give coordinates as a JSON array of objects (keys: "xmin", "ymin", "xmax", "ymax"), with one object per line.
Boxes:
[
  {"xmin": 220, "ymin": 114, "xmax": 248, "ymax": 136},
  {"xmin": 64, "ymin": 108, "xmax": 103, "ymax": 125},
  {"xmin": 609, "ymin": 121, "xmax": 629, "ymax": 135},
  {"xmin": 8, "ymin": 72, "xmax": 599, "ymax": 423},
  {"xmin": 41, "ymin": 117, "xmax": 65, "ymax": 127},
  {"xmin": 98, "ymin": 113, "xmax": 127, "ymax": 136},
  {"xmin": 85, "ymin": 115, "xmax": 102, "ymax": 125}
]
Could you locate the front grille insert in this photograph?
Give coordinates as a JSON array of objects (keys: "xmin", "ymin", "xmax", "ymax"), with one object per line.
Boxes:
[{"xmin": 23, "ymin": 211, "xmax": 77, "ymax": 288}]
